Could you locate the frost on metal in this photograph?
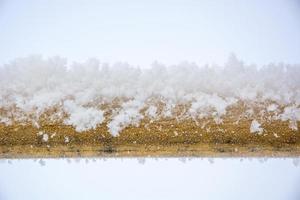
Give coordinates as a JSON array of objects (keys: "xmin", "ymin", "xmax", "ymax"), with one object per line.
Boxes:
[
  {"xmin": 250, "ymin": 120, "xmax": 263, "ymax": 135},
  {"xmin": 0, "ymin": 55, "xmax": 299, "ymax": 136}
]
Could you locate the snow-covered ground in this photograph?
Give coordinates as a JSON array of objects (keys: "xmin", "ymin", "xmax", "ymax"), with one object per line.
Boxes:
[{"xmin": 0, "ymin": 55, "xmax": 299, "ymax": 136}]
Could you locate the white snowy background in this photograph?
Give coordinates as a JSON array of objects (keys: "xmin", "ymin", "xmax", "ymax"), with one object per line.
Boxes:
[
  {"xmin": 0, "ymin": 158, "xmax": 299, "ymax": 200},
  {"xmin": 0, "ymin": 0, "xmax": 300, "ymax": 66}
]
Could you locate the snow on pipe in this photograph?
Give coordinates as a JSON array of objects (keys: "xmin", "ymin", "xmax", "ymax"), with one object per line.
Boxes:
[{"xmin": 0, "ymin": 54, "xmax": 299, "ymax": 136}]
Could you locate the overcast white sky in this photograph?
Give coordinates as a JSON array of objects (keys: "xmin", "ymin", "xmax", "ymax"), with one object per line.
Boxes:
[{"xmin": 0, "ymin": 0, "xmax": 300, "ymax": 67}]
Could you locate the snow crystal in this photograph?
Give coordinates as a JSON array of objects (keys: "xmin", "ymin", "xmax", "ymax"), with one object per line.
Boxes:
[
  {"xmin": 64, "ymin": 136, "xmax": 69, "ymax": 143},
  {"xmin": 267, "ymin": 104, "xmax": 278, "ymax": 112},
  {"xmin": 145, "ymin": 105, "xmax": 158, "ymax": 118},
  {"xmin": 0, "ymin": 117, "xmax": 12, "ymax": 125},
  {"xmin": 37, "ymin": 131, "xmax": 44, "ymax": 136},
  {"xmin": 63, "ymin": 100, "xmax": 104, "ymax": 132},
  {"xmin": 42, "ymin": 133, "xmax": 49, "ymax": 142},
  {"xmin": 280, "ymin": 106, "xmax": 300, "ymax": 131},
  {"xmin": 108, "ymin": 99, "xmax": 144, "ymax": 136},
  {"xmin": 250, "ymin": 120, "xmax": 263, "ymax": 135}
]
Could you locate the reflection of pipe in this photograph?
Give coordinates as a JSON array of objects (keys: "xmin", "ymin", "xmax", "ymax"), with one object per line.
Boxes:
[{"xmin": 2, "ymin": 157, "xmax": 300, "ymax": 167}]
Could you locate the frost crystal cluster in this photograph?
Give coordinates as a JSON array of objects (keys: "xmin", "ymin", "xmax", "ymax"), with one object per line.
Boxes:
[{"xmin": 0, "ymin": 55, "xmax": 299, "ymax": 136}]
